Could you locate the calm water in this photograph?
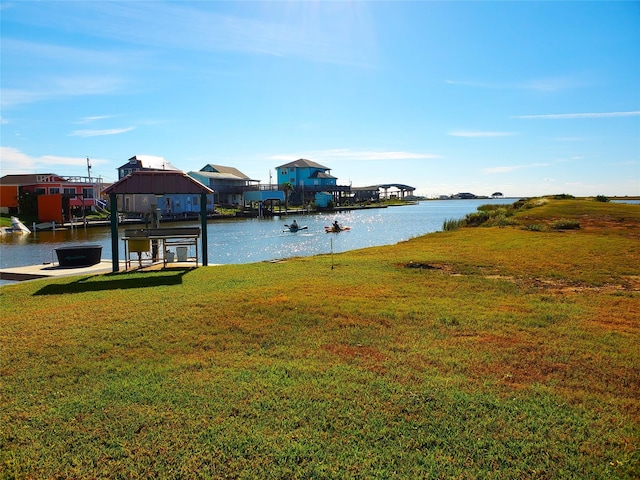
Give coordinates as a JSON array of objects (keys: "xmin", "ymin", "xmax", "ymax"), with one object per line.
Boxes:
[{"xmin": 0, "ymin": 199, "xmax": 514, "ymax": 282}]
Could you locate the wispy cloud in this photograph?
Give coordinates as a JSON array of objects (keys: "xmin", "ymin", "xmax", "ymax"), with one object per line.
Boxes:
[
  {"xmin": 270, "ymin": 149, "xmax": 442, "ymax": 162},
  {"xmin": 449, "ymin": 131, "xmax": 516, "ymax": 138},
  {"xmin": 447, "ymin": 76, "xmax": 582, "ymax": 92},
  {"xmin": 513, "ymin": 111, "xmax": 640, "ymax": 120},
  {"xmin": 18, "ymin": 2, "xmax": 375, "ymax": 67},
  {"xmin": 69, "ymin": 127, "xmax": 135, "ymax": 137},
  {"xmin": 483, "ymin": 163, "xmax": 548, "ymax": 174},
  {"xmin": 0, "ymin": 37, "xmax": 141, "ymax": 108},
  {"xmin": 75, "ymin": 115, "xmax": 117, "ymax": 124},
  {"xmin": 0, "ymin": 146, "xmax": 109, "ymax": 174},
  {"xmin": 553, "ymin": 137, "xmax": 586, "ymax": 142},
  {"xmin": 2, "ymin": 76, "xmax": 126, "ymax": 108}
]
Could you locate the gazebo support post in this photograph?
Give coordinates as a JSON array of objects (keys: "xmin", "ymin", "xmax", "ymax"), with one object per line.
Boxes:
[
  {"xmin": 109, "ymin": 193, "xmax": 120, "ymax": 272},
  {"xmin": 200, "ymin": 193, "xmax": 208, "ymax": 266}
]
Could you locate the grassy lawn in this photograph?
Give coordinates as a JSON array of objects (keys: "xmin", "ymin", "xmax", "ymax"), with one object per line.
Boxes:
[{"xmin": 1, "ymin": 199, "xmax": 638, "ymax": 479}]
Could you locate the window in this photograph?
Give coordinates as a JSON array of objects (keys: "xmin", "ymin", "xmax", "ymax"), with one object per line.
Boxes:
[
  {"xmin": 83, "ymin": 188, "xmax": 94, "ymax": 199},
  {"xmin": 64, "ymin": 188, "xmax": 75, "ymax": 195},
  {"xmin": 49, "ymin": 187, "xmax": 60, "ymax": 194},
  {"xmin": 35, "ymin": 188, "xmax": 46, "ymax": 195}
]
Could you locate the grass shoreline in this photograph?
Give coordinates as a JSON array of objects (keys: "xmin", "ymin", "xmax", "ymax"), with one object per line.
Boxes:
[{"xmin": 1, "ymin": 198, "xmax": 638, "ymax": 478}]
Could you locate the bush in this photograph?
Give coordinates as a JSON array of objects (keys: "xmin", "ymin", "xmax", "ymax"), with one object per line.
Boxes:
[
  {"xmin": 550, "ymin": 219, "xmax": 580, "ymax": 230},
  {"xmin": 595, "ymin": 195, "xmax": 610, "ymax": 203},
  {"xmin": 523, "ymin": 223, "xmax": 547, "ymax": 232},
  {"xmin": 442, "ymin": 218, "xmax": 465, "ymax": 231},
  {"xmin": 477, "ymin": 203, "xmax": 506, "ymax": 212},
  {"xmin": 464, "ymin": 211, "xmax": 491, "ymax": 226},
  {"xmin": 511, "ymin": 197, "xmax": 546, "ymax": 211}
]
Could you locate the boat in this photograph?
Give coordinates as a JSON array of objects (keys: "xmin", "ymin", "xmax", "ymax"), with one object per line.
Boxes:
[
  {"xmin": 284, "ymin": 223, "xmax": 308, "ymax": 232},
  {"xmin": 324, "ymin": 225, "xmax": 350, "ymax": 233},
  {"xmin": 0, "ymin": 217, "xmax": 31, "ymax": 234}
]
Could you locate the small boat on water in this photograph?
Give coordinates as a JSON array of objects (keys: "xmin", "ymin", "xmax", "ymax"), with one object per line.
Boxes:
[
  {"xmin": 0, "ymin": 217, "xmax": 31, "ymax": 234},
  {"xmin": 284, "ymin": 223, "xmax": 308, "ymax": 233},
  {"xmin": 324, "ymin": 225, "xmax": 350, "ymax": 233}
]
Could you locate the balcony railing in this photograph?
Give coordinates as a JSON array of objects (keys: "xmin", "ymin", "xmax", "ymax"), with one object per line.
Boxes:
[{"xmin": 64, "ymin": 176, "xmax": 103, "ymax": 184}]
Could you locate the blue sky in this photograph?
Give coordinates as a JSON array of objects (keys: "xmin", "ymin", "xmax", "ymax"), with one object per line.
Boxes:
[{"xmin": 1, "ymin": 1, "xmax": 638, "ymax": 197}]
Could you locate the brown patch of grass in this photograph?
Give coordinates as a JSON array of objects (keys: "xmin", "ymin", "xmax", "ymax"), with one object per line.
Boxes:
[
  {"xmin": 323, "ymin": 344, "xmax": 387, "ymax": 374},
  {"xmin": 515, "ymin": 199, "xmax": 640, "ymax": 236}
]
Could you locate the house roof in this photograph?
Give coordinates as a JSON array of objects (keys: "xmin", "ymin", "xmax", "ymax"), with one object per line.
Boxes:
[
  {"xmin": 277, "ymin": 158, "xmax": 329, "ymax": 170},
  {"xmin": 103, "ymin": 170, "xmax": 213, "ymax": 195},
  {"xmin": 120, "ymin": 155, "xmax": 180, "ymax": 171},
  {"xmin": 378, "ymin": 184, "xmax": 415, "ymax": 191},
  {"xmin": 190, "ymin": 171, "xmax": 249, "ymax": 182},
  {"xmin": 309, "ymin": 171, "xmax": 336, "ymax": 179},
  {"xmin": 1, "ymin": 174, "xmax": 64, "ymax": 185},
  {"xmin": 197, "ymin": 164, "xmax": 259, "ymax": 182},
  {"xmin": 353, "ymin": 184, "xmax": 416, "ymax": 191},
  {"xmin": 201, "ymin": 164, "xmax": 251, "ymax": 179}
]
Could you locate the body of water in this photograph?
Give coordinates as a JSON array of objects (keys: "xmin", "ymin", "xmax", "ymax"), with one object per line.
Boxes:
[{"xmin": 0, "ymin": 199, "xmax": 515, "ymax": 282}]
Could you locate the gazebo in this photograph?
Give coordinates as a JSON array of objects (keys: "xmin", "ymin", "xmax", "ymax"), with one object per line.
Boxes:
[{"xmin": 102, "ymin": 170, "xmax": 214, "ymax": 272}]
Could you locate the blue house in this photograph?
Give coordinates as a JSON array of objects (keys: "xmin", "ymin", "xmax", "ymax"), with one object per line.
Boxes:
[
  {"xmin": 189, "ymin": 164, "xmax": 259, "ymax": 208},
  {"xmin": 276, "ymin": 159, "xmax": 349, "ymax": 205}
]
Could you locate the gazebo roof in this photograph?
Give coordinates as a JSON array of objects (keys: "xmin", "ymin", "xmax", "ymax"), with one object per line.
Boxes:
[{"xmin": 103, "ymin": 170, "xmax": 213, "ymax": 195}]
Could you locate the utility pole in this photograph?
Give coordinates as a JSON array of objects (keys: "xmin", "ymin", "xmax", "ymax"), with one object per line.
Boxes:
[{"xmin": 87, "ymin": 157, "xmax": 92, "ymax": 182}]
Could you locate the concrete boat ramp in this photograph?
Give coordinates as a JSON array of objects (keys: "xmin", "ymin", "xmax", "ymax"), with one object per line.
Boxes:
[
  {"xmin": 0, "ymin": 260, "xmax": 118, "ymax": 282},
  {"xmin": 0, "ymin": 261, "xmax": 211, "ymax": 283}
]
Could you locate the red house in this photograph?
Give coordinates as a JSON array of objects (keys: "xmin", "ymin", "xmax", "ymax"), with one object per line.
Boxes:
[{"xmin": 0, "ymin": 173, "xmax": 101, "ymax": 222}]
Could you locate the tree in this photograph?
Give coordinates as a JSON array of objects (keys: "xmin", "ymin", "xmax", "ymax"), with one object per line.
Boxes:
[{"xmin": 282, "ymin": 182, "xmax": 293, "ymax": 212}]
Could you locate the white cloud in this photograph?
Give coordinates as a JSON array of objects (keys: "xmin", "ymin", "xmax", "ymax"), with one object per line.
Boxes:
[
  {"xmin": 513, "ymin": 111, "xmax": 640, "ymax": 120},
  {"xmin": 1, "ymin": 76, "xmax": 126, "ymax": 108},
  {"xmin": 75, "ymin": 115, "xmax": 117, "ymax": 124},
  {"xmin": 270, "ymin": 149, "xmax": 442, "ymax": 162},
  {"xmin": 449, "ymin": 131, "xmax": 516, "ymax": 138},
  {"xmin": 18, "ymin": 2, "xmax": 375, "ymax": 67},
  {"xmin": 553, "ymin": 137, "xmax": 586, "ymax": 142},
  {"xmin": 520, "ymin": 77, "xmax": 583, "ymax": 93},
  {"xmin": 0, "ymin": 147, "xmax": 36, "ymax": 173},
  {"xmin": 447, "ymin": 75, "xmax": 582, "ymax": 92},
  {"xmin": 69, "ymin": 127, "xmax": 135, "ymax": 137},
  {"xmin": 0, "ymin": 88, "xmax": 48, "ymax": 108},
  {"xmin": 483, "ymin": 163, "xmax": 548, "ymax": 174},
  {"xmin": 0, "ymin": 146, "xmax": 109, "ymax": 175},
  {"xmin": 2, "ymin": 38, "xmax": 131, "ymax": 66}
]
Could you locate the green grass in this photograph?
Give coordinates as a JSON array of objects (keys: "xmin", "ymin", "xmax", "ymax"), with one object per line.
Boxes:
[{"xmin": 1, "ymin": 199, "xmax": 639, "ymax": 478}]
